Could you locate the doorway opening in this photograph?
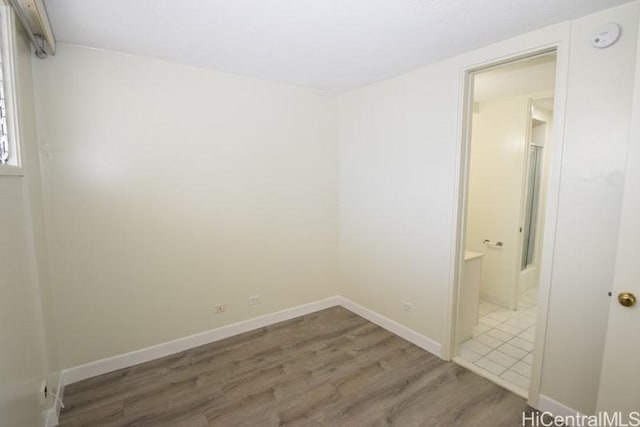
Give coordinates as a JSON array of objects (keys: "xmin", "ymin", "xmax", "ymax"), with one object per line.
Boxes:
[{"xmin": 452, "ymin": 51, "xmax": 557, "ymax": 398}]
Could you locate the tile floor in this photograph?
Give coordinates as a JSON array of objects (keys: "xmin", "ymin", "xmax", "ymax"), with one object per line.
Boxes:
[{"xmin": 458, "ymin": 288, "xmax": 538, "ymax": 392}]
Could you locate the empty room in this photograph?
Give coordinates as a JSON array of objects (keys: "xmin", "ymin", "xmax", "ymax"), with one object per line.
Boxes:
[{"xmin": 1, "ymin": 0, "xmax": 639, "ymax": 426}]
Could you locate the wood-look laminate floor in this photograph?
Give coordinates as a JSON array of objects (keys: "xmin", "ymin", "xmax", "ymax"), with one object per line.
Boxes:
[{"xmin": 59, "ymin": 307, "xmax": 538, "ymax": 427}]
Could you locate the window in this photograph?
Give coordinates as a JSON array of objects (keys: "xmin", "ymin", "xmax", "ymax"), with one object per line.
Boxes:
[
  {"xmin": 0, "ymin": 5, "xmax": 21, "ymax": 172},
  {"xmin": 0, "ymin": 65, "xmax": 9, "ymax": 165}
]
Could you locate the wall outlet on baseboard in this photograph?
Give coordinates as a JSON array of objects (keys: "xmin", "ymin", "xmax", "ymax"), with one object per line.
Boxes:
[
  {"xmin": 38, "ymin": 380, "xmax": 47, "ymax": 406},
  {"xmin": 248, "ymin": 295, "xmax": 261, "ymax": 306},
  {"xmin": 214, "ymin": 304, "xmax": 227, "ymax": 313},
  {"xmin": 402, "ymin": 301, "xmax": 413, "ymax": 312}
]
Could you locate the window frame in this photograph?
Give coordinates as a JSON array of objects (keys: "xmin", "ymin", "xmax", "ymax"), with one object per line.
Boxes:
[{"xmin": 0, "ymin": 3, "xmax": 23, "ymax": 176}]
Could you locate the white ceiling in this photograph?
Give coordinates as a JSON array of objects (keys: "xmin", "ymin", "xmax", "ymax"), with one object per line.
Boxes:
[{"xmin": 44, "ymin": 0, "xmax": 632, "ymax": 92}]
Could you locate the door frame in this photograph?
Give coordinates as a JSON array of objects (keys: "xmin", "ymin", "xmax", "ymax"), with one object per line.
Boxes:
[{"xmin": 442, "ymin": 22, "xmax": 571, "ymax": 410}]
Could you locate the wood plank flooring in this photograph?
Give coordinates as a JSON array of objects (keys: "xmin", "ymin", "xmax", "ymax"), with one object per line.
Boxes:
[{"xmin": 59, "ymin": 307, "xmax": 539, "ymax": 426}]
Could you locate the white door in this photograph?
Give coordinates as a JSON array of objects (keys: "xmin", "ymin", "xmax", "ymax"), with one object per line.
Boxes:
[{"xmin": 596, "ymin": 31, "xmax": 640, "ymax": 418}]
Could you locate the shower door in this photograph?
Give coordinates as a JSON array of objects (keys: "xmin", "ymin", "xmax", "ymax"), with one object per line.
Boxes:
[{"xmin": 521, "ymin": 145, "xmax": 543, "ymax": 270}]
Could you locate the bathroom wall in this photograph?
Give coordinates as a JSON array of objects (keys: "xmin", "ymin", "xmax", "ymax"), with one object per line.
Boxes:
[
  {"xmin": 466, "ymin": 94, "xmax": 532, "ymax": 310},
  {"xmin": 466, "ymin": 93, "xmax": 554, "ymax": 308}
]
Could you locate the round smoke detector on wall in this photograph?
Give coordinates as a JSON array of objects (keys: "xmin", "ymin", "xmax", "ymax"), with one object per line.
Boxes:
[{"xmin": 592, "ymin": 23, "xmax": 621, "ymax": 48}]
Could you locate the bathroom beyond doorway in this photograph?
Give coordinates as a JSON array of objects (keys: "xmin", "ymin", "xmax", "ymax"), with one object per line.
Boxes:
[{"xmin": 453, "ymin": 52, "xmax": 557, "ymax": 397}]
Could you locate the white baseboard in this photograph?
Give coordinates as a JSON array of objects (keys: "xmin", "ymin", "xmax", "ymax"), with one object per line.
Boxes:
[
  {"xmin": 44, "ymin": 408, "xmax": 57, "ymax": 427},
  {"xmin": 54, "ymin": 294, "xmax": 587, "ymax": 427},
  {"xmin": 337, "ymin": 296, "xmax": 442, "ymax": 357},
  {"xmin": 61, "ymin": 296, "xmax": 340, "ymax": 385},
  {"xmin": 59, "ymin": 296, "xmax": 442, "ymax": 394},
  {"xmin": 43, "ymin": 371, "xmax": 64, "ymax": 427},
  {"xmin": 536, "ymin": 394, "xmax": 583, "ymax": 423}
]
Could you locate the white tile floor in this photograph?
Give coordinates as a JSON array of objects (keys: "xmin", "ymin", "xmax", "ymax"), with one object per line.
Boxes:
[{"xmin": 458, "ymin": 288, "xmax": 538, "ymax": 392}]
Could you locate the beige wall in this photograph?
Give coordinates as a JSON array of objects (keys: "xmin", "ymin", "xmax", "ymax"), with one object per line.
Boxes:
[
  {"xmin": 15, "ymin": 9, "xmax": 61, "ymax": 389},
  {"xmin": 338, "ymin": 2, "xmax": 639, "ymax": 415},
  {"xmin": 0, "ymin": 6, "xmax": 59, "ymax": 427},
  {"xmin": 339, "ymin": 59, "xmax": 458, "ymax": 348},
  {"xmin": 0, "ymin": 178, "xmax": 44, "ymax": 427},
  {"xmin": 32, "ymin": 44, "xmax": 340, "ymax": 368}
]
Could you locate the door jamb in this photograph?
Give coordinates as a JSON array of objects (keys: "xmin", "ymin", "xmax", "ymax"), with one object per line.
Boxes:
[{"xmin": 442, "ymin": 38, "xmax": 571, "ymax": 410}]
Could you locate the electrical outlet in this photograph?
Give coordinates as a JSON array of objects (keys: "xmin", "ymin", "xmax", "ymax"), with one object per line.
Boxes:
[
  {"xmin": 248, "ymin": 295, "xmax": 261, "ymax": 306},
  {"xmin": 402, "ymin": 301, "xmax": 413, "ymax": 312},
  {"xmin": 38, "ymin": 381, "xmax": 47, "ymax": 406},
  {"xmin": 214, "ymin": 304, "xmax": 226, "ymax": 313}
]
